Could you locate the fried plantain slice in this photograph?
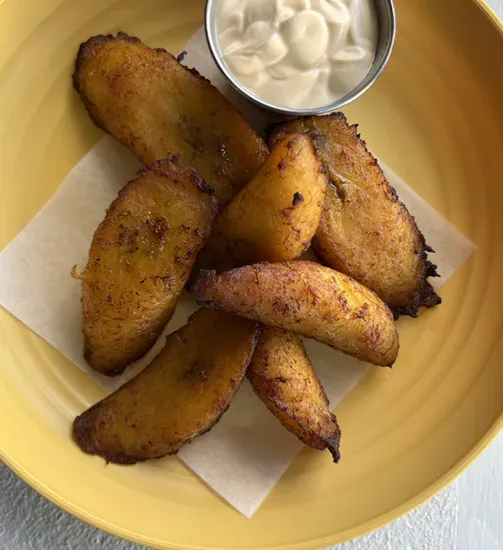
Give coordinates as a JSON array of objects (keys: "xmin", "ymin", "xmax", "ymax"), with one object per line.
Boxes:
[
  {"xmin": 248, "ymin": 327, "xmax": 341, "ymax": 462},
  {"xmin": 269, "ymin": 113, "xmax": 441, "ymax": 317},
  {"xmin": 73, "ymin": 32, "xmax": 268, "ymax": 203},
  {"xmin": 196, "ymin": 133, "xmax": 327, "ymax": 273},
  {"xmin": 189, "ymin": 140, "xmax": 339, "ymax": 459},
  {"xmin": 193, "ymin": 261, "xmax": 399, "ymax": 366},
  {"xmin": 73, "ymin": 309, "xmax": 259, "ymax": 464},
  {"xmin": 76, "ymin": 158, "xmax": 218, "ymax": 376}
]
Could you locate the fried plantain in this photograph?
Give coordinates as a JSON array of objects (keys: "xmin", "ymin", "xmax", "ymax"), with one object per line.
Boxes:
[
  {"xmin": 73, "ymin": 309, "xmax": 259, "ymax": 464},
  {"xmin": 190, "ymin": 140, "xmax": 339, "ymax": 458},
  {"xmin": 269, "ymin": 113, "xmax": 441, "ymax": 317},
  {"xmin": 194, "ymin": 261, "xmax": 399, "ymax": 366},
  {"xmin": 75, "ymin": 158, "xmax": 218, "ymax": 376},
  {"xmin": 196, "ymin": 133, "xmax": 327, "ymax": 273},
  {"xmin": 248, "ymin": 327, "xmax": 341, "ymax": 462},
  {"xmin": 73, "ymin": 32, "xmax": 268, "ymax": 203}
]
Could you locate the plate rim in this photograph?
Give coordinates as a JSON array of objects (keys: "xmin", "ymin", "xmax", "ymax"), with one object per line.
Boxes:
[
  {"xmin": 1, "ymin": 0, "xmax": 503, "ymax": 548},
  {"xmin": 2, "ymin": 418, "xmax": 502, "ymax": 550}
]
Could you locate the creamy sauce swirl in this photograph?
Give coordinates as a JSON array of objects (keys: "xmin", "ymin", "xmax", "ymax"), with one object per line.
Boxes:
[{"xmin": 218, "ymin": 0, "xmax": 379, "ymax": 110}]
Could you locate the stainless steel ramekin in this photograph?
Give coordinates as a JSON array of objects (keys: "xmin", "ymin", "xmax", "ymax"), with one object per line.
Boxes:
[{"xmin": 205, "ymin": 0, "xmax": 396, "ymax": 116}]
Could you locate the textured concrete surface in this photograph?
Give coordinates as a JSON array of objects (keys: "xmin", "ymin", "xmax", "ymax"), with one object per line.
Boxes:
[{"xmin": 0, "ymin": 464, "xmax": 147, "ymax": 549}]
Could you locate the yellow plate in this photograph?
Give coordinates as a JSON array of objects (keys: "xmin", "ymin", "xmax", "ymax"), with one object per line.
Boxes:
[{"xmin": 1, "ymin": 0, "xmax": 503, "ymax": 548}]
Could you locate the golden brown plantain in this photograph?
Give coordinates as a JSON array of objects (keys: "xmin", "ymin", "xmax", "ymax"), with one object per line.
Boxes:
[
  {"xmin": 73, "ymin": 32, "xmax": 268, "ymax": 203},
  {"xmin": 248, "ymin": 327, "xmax": 341, "ymax": 462},
  {"xmin": 193, "ymin": 261, "xmax": 399, "ymax": 366},
  {"xmin": 190, "ymin": 143, "xmax": 340, "ymax": 460},
  {"xmin": 195, "ymin": 133, "xmax": 327, "ymax": 273},
  {"xmin": 269, "ymin": 113, "xmax": 441, "ymax": 317},
  {"xmin": 75, "ymin": 158, "xmax": 218, "ymax": 376},
  {"xmin": 73, "ymin": 309, "xmax": 259, "ymax": 464}
]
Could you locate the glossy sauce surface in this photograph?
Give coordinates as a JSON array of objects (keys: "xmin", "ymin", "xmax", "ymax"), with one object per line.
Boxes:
[{"xmin": 218, "ymin": 0, "xmax": 378, "ymax": 109}]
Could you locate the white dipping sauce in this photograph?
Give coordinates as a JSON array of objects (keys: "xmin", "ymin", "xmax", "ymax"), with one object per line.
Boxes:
[{"xmin": 218, "ymin": 0, "xmax": 379, "ymax": 110}]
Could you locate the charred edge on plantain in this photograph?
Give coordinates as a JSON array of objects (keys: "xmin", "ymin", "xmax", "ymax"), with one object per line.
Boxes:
[
  {"xmin": 177, "ymin": 51, "xmax": 188, "ymax": 63},
  {"xmin": 292, "ymin": 192, "xmax": 304, "ymax": 206},
  {"xmin": 137, "ymin": 158, "xmax": 215, "ymax": 196},
  {"xmin": 325, "ymin": 414, "xmax": 342, "ymax": 463}
]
